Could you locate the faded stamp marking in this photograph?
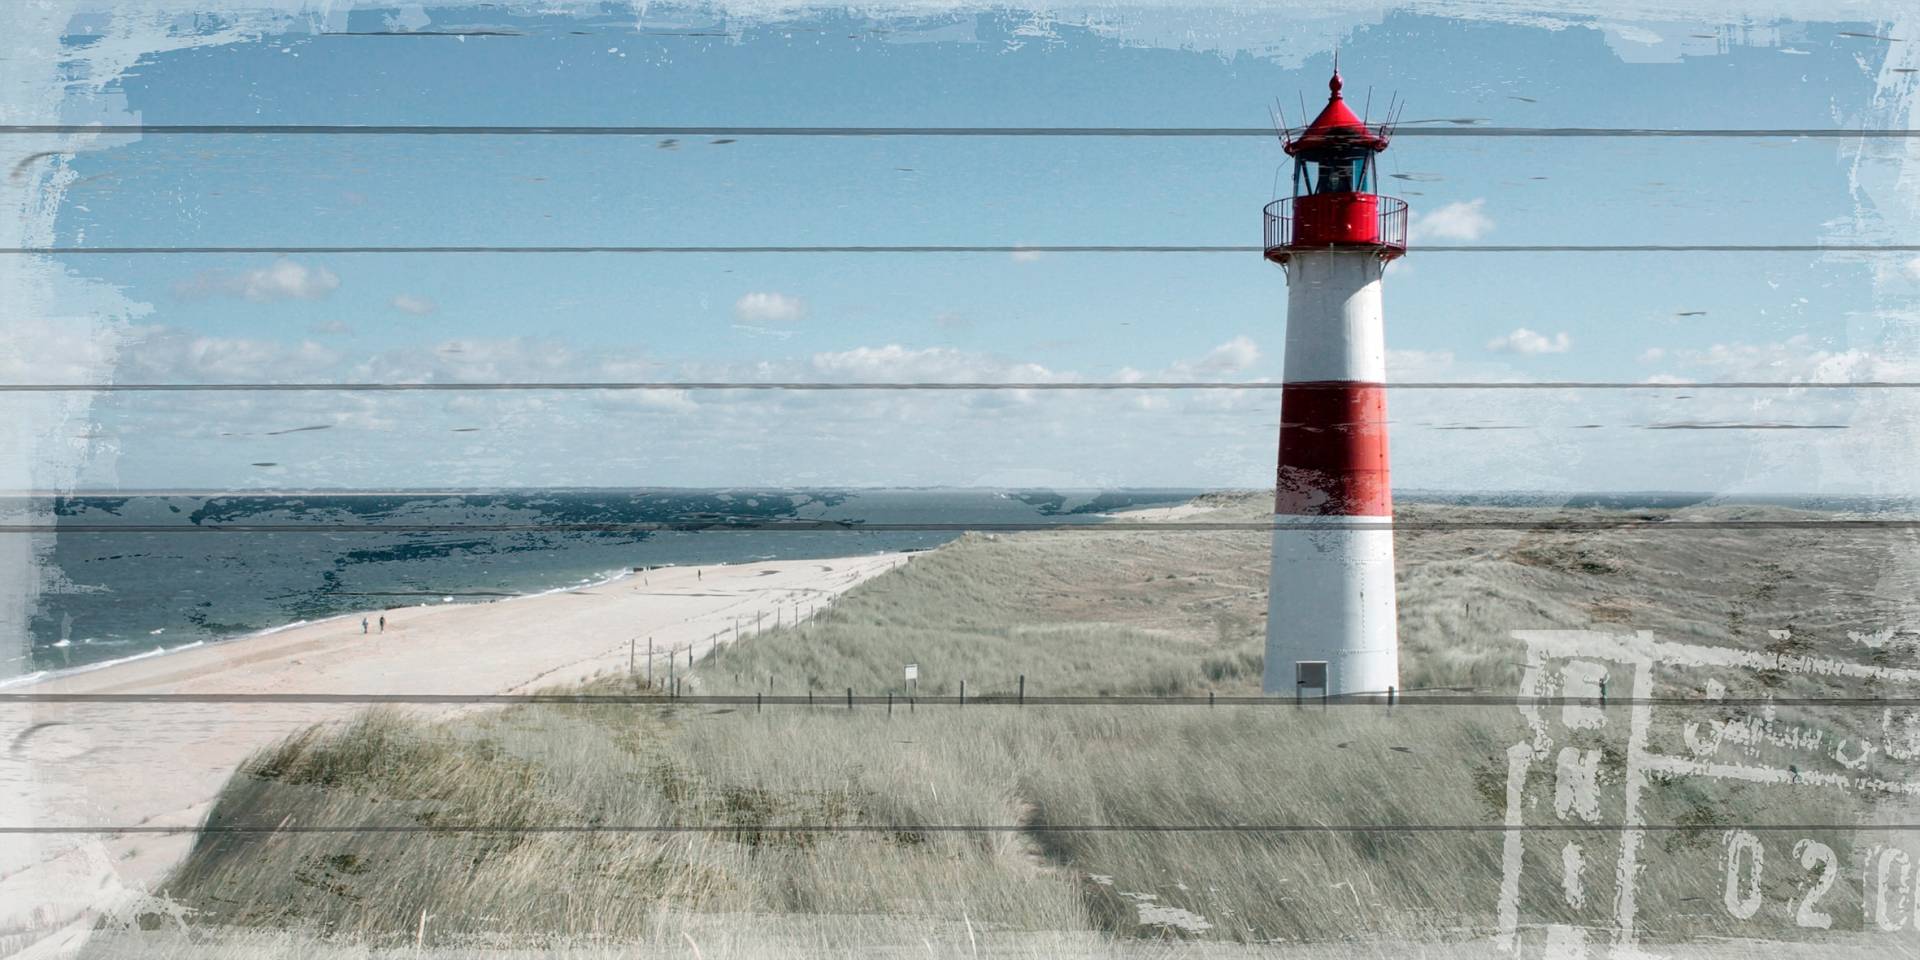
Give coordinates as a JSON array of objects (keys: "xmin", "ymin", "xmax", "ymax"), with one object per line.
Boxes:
[{"xmin": 1496, "ymin": 629, "xmax": 1920, "ymax": 959}]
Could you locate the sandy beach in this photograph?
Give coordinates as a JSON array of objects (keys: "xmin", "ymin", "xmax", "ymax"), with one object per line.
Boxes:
[
  {"xmin": 0, "ymin": 551, "xmax": 911, "ymax": 957},
  {"xmin": 1095, "ymin": 503, "xmax": 1219, "ymax": 523}
]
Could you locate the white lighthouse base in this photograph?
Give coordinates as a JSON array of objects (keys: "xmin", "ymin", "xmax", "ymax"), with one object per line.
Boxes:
[{"xmin": 1263, "ymin": 516, "xmax": 1400, "ymax": 697}]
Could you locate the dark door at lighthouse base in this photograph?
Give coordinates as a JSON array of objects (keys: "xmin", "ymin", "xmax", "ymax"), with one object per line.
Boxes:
[{"xmin": 1295, "ymin": 660, "xmax": 1329, "ymax": 700}]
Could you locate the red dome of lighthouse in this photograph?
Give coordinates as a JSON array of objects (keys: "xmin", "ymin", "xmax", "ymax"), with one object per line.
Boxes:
[{"xmin": 1285, "ymin": 70, "xmax": 1388, "ymax": 157}]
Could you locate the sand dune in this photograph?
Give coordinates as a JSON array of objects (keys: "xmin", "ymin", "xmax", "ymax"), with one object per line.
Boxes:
[
  {"xmin": 0, "ymin": 552, "xmax": 910, "ymax": 958},
  {"xmin": 15, "ymin": 495, "xmax": 1920, "ymax": 956}
]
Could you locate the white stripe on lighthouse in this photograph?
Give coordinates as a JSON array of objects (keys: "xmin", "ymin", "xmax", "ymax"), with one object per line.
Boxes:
[
  {"xmin": 1265, "ymin": 516, "xmax": 1400, "ymax": 696},
  {"xmin": 1280, "ymin": 251, "xmax": 1385, "ymax": 383}
]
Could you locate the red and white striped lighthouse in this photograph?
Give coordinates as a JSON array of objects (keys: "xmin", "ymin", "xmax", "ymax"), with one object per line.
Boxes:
[{"xmin": 1261, "ymin": 68, "xmax": 1408, "ymax": 698}]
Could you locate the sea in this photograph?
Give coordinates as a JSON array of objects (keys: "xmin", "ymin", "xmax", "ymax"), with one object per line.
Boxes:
[{"xmin": 7, "ymin": 488, "xmax": 1201, "ymax": 683}]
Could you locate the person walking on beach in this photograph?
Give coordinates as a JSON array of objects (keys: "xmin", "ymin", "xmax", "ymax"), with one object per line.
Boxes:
[
  {"xmin": 378, "ymin": 615, "xmax": 386, "ymax": 633},
  {"xmin": 361, "ymin": 617, "xmax": 368, "ymax": 634}
]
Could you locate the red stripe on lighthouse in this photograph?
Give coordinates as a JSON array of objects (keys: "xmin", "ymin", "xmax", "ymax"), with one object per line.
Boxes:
[{"xmin": 1274, "ymin": 381, "xmax": 1391, "ymax": 517}]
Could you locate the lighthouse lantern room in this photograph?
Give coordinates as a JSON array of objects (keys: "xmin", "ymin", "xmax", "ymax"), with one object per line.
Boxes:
[
  {"xmin": 1264, "ymin": 70, "xmax": 1407, "ymax": 262},
  {"xmin": 1261, "ymin": 67, "xmax": 1406, "ymax": 699}
]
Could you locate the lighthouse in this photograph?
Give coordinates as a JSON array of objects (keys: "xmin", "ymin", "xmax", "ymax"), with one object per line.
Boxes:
[{"xmin": 1261, "ymin": 68, "xmax": 1407, "ymax": 699}]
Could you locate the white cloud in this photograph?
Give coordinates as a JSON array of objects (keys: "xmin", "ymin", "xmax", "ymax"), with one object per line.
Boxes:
[
  {"xmin": 1409, "ymin": 199, "xmax": 1494, "ymax": 242},
  {"xmin": 1203, "ymin": 335, "xmax": 1260, "ymax": 373},
  {"xmin": 732, "ymin": 324, "xmax": 796, "ymax": 340},
  {"xmin": 173, "ymin": 258, "xmax": 340, "ymax": 302},
  {"xmin": 1902, "ymin": 256, "xmax": 1920, "ymax": 281},
  {"xmin": 390, "ymin": 293, "xmax": 438, "ymax": 316},
  {"xmin": 733, "ymin": 291, "xmax": 805, "ymax": 323},
  {"xmin": 235, "ymin": 260, "xmax": 337, "ymax": 301},
  {"xmin": 1182, "ymin": 336, "xmax": 1261, "ymax": 375},
  {"xmin": 807, "ymin": 344, "xmax": 1057, "ymax": 384},
  {"xmin": 1385, "ymin": 349, "xmax": 1458, "ymax": 380},
  {"xmin": 1643, "ymin": 335, "xmax": 1893, "ymax": 382},
  {"xmin": 121, "ymin": 327, "xmax": 342, "ymax": 381},
  {"xmin": 596, "ymin": 388, "xmax": 698, "ymax": 413},
  {"xmin": 1637, "ymin": 347, "xmax": 1666, "ymax": 363},
  {"xmin": 1485, "ymin": 328, "xmax": 1571, "ymax": 354},
  {"xmin": 1010, "ymin": 248, "xmax": 1044, "ymax": 263}
]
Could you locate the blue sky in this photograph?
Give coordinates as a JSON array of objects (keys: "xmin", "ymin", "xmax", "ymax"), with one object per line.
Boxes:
[{"xmin": 15, "ymin": 2, "xmax": 1920, "ymax": 492}]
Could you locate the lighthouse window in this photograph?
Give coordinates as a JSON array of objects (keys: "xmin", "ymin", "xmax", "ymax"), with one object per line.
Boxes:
[
  {"xmin": 1315, "ymin": 160, "xmax": 1351, "ymax": 193},
  {"xmin": 1312, "ymin": 156, "xmax": 1371, "ymax": 195}
]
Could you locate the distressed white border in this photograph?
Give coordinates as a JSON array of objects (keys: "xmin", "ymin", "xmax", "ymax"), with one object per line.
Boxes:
[{"xmin": 3, "ymin": 2, "xmax": 1918, "ymax": 954}]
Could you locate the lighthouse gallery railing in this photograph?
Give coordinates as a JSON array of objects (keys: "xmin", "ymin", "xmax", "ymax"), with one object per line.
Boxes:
[{"xmin": 1262, "ymin": 195, "xmax": 1408, "ymax": 263}]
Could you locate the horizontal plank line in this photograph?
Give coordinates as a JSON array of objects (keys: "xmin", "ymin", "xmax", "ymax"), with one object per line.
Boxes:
[
  {"xmin": 9, "ymin": 245, "xmax": 1919, "ymax": 255},
  {"xmin": 316, "ymin": 591, "xmax": 519, "ymax": 598},
  {"xmin": 0, "ymin": 822, "xmax": 1897, "ymax": 836},
  {"xmin": 12, "ymin": 520, "xmax": 1920, "ymax": 533},
  {"xmin": 5, "ymin": 124, "xmax": 1919, "ymax": 138},
  {"xmin": 0, "ymin": 489, "xmax": 1825, "ymax": 498},
  {"xmin": 3, "ymin": 381, "xmax": 1915, "ymax": 392},
  {"xmin": 5, "ymin": 693, "xmax": 1917, "ymax": 707}
]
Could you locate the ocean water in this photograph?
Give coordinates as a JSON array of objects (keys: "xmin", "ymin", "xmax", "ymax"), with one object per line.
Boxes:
[{"xmin": 10, "ymin": 488, "xmax": 1198, "ymax": 681}]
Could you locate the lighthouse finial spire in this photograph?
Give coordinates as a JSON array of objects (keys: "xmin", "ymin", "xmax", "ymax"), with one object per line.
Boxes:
[{"xmin": 1330, "ymin": 49, "xmax": 1343, "ymax": 99}]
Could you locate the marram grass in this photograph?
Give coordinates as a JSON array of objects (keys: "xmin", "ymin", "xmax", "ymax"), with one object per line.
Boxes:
[{"xmin": 120, "ymin": 496, "xmax": 1920, "ymax": 955}]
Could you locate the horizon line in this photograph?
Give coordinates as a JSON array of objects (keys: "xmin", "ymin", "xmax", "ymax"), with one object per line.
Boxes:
[{"xmin": 0, "ymin": 487, "xmax": 1885, "ymax": 499}]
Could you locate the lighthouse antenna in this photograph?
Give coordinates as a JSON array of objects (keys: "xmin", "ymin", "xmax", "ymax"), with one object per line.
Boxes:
[
  {"xmin": 1271, "ymin": 99, "xmax": 1293, "ymax": 150},
  {"xmin": 1363, "ymin": 86, "xmax": 1373, "ymax": 126},
  {"xmin": 1378, "ymin": 94, "xmax": 1405, "ymax": 145}
]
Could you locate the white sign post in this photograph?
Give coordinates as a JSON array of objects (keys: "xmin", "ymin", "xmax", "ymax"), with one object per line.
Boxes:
[{"xmin": 904, "ymin": 663, "xmax": 918, "ymax": 699}]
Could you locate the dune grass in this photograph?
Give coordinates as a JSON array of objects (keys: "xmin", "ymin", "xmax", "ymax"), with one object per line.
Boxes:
[{"xmin": 120, "ymin": 495, "xmax": 1920, "ymax": 955}]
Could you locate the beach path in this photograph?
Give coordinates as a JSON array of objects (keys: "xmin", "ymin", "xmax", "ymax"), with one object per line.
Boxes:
[{"xmin": 0, "ymin": 552, "xmax": 909, "ymax": 957}]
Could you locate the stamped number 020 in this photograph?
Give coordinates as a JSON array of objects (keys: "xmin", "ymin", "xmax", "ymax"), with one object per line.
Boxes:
[{"xmin": 1722, "ymin": 831, "xmax": 1920, "ymax": 930}]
